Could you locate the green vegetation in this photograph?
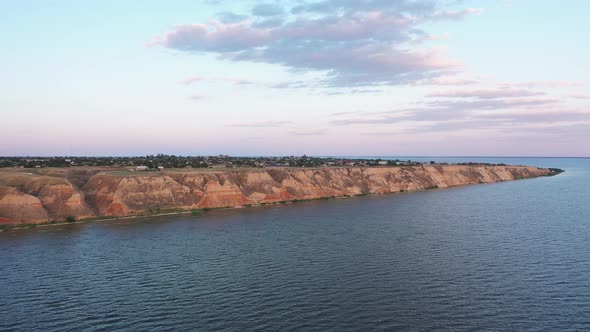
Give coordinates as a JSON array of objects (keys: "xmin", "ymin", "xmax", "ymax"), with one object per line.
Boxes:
[
  {"xmin": 191, "ymin": 209, "xmax": 203, "ymax": 216},
  {"xmin": 548, "ymin": 168, "xmax": 565, "ymax": 176},
  {"xmin": 65, "ymin": 216, "xmax": 76, "ymax": 223},
  {"xmin": 0, "ymin": 155, "xmax": 426, "ymax": 169},
  {"xmin": 0, "ymin": 224, "xmax": 13, "ymax": 231},
  {"xmin": 148, "ymin": 206, "xmax": 162, "ymax": 215},
  {"xmin": 0, "ymin": 155, "xmax": 522, "ymax": 171},
  {"xmin": 0, "ymin": 223, "xmax": 41, "ymax": 231}
]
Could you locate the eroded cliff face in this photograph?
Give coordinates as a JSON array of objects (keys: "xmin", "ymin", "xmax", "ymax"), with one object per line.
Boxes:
[
  {"xmin": 0, "ymin": 186, "xmax": 48, "ymax": 222},
  {"xmin": 83, "ymin": 165, "xmax": 553, "ymax": 217},
  {"xmin": 0, "ymin": 172, "xmax": 95, "ymax": 223},
  {"xmin": 0, "ymin": 165, "xmax": 554, "ymax": 224}
]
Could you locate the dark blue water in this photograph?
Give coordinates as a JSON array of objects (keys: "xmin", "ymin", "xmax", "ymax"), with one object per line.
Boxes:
[{"xmin": 1, "ymin": 158, "xmax": 589, "ymax": 331}]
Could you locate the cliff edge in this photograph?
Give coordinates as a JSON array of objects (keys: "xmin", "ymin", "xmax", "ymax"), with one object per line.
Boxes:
[{"xmin": 0, "ymin": 165, "xmax": 559, "ymax": 224}]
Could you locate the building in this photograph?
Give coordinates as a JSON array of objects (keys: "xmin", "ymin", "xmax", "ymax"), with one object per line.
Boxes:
[{"xmin": 135, "ymin": 165, "xmax": 149, "ymax": 171}]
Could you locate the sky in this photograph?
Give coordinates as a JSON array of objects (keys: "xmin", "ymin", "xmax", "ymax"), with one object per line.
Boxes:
[{"xmin": 1, "ymin": 0, "xmax": 589, "ymax": 157}]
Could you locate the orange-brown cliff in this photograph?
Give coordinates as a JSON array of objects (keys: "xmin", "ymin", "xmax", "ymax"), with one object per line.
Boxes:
[{"xmin": 0, "ymin": 165, "xmax": 556, "ymax": 224}]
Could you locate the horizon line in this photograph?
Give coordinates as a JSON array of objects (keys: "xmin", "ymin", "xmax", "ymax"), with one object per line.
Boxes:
[{"xmin": 1, "ymin": 155, "xmax": 589, "ymax": 159}]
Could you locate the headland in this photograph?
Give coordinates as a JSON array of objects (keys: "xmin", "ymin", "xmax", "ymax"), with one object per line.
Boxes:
[{"xmin": 0, "ymin": 159, "xmax": 563, "ymax": 227}]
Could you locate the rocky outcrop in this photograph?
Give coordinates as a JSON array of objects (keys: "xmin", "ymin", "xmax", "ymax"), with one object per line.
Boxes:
[
  {"xmin": 0, "ymin": 165, "xmax": 556, "ymax": 224},
  {"xmin": 0, "ymin": 186, "xmax": 48, "ymax": 223},
  {"xmin": 0, "ymin": 172, "xmax": 95, "ymax": 223}
]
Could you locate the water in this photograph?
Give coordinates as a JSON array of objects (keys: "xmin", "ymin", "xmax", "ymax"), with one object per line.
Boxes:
[{"xmin": 1, "ymin": 157, "xmax": 589, "ymax": 331}]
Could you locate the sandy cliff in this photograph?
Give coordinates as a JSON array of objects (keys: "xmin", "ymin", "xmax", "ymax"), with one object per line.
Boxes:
[{"xmin": 0, "ymin": 165, "xmax": 557, "ymax": 224}]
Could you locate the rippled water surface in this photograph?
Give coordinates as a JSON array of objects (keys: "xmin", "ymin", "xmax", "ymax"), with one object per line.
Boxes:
[{"xmin": 1, "ymin": 158, "xmax": 589, "ymax": 331}]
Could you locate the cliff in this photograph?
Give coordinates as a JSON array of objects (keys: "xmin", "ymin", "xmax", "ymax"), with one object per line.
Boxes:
[{"xmin": 0, "ymin": 165, "xmax": 558, "ymax": 224}]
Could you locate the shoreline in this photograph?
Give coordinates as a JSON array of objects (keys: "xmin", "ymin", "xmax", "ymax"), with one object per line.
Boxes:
[
  {"xmin": 0, "ymin": 165, "xmax": 564, "ymax": 230},
  {"xmin": 0, "ymin": 193, "xmax": 372, "ymax": 231},
  {"xmin": 0, "ymin": 172, "xmax": 561, "ymax": 232}
]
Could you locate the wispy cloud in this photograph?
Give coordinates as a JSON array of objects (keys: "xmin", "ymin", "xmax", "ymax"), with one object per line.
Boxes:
[
  {"xmin": 322, "ymin": 88, "xmax": 383, "ymax": 95},
  {"xmin": 503, "ymin": 80, "xmax": 585, "ymax": 88},
  {"xmin": 412, "ymin": 76, "xmax": 480, "ymax": 86},
  {"xmin": 569, "ymin": 93, "xmax": 590, "ymax": 99},
  {"xmin": 182, "ymin": 75, "xmax": 256, "ymax": 86},
  {"xmin": 427, "ymin": 88, "xmax": 545, "ymax": 99},
  {"xmin": 431, "ymin": 8, "xmax": 483, "ymax": 21},
  {"xmin": 231, "ymin": 121, "xmax": 294, "ymax": 128},
  {"xmin": 188, "ymin": 94, "xmax": 207, "ymax": 100},
  {"xmin": 425, "ymin": 97, "xmax": 558, "ymax": 110},
  {"xmin": 329, "ymin": 96, "xmax": 590, "ymax": 140},
  {"xmin": 289, "ymin": 129, "xmax": 328, "ymax": 136},
  {"xmin": 330, "ymin": 110, "xmax": 415, "ymax": 125}
]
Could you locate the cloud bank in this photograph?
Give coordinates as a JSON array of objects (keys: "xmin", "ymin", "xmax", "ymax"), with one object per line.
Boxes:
[{"xmin": 150, "ymin": 0, "xmax": 482, "ymax": 87}]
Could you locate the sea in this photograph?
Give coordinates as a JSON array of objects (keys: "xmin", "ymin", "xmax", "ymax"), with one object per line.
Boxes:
[{"xmin": 1, "ymin": 157, "xmax": 589, "ymax": 331}]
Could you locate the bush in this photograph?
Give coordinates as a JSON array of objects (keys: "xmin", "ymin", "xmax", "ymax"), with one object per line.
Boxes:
[
  {"xmin": 0, "ymin": 224, "xmax": 13, "ymax": 231},
  {"xmin": 191, "ymin": 210, "xmax": 202, "ymax": 216},
  {"xmin": 65, "ymin": 216, "xmax": 76, "ymax": 223}
]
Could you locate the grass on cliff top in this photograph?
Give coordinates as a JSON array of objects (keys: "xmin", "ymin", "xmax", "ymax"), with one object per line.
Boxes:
[
  {"xmin": 101, "ymin": 165, "xmax": 417, "ymax": 177},
  {"xmin": 104, "ymin": 170, "xmax": 165, "ymax": 177}
]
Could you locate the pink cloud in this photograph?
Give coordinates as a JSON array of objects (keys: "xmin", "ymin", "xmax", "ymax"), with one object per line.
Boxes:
[
  {"xmin": 568, "ymin": 93, "xmax": 590, "ymax": 99},
  {"xmin": 428, "ymin": 88, "xmax": 545, "ymax": 99},
  {"xmin": 150, "ymin": 22, "xmax": 272, "ymax": 51},
  {"xmin": 412, "ymin": 76, "xmax": 479, "ymax": 86},
  {"xmin": 505, "ymin": 80, "xmax": 584, "ymax": 88},
  {"xmin": 150, "ymin": 2, "xmax": 475, "ymax": 87},
  {"xmin": 431, "ymin": 8, "xmax": 483, "ymax": 21},
  {"xmin": 276, "ymin": 11, "xmax": 414, "ymax": 42},
  {"xmin": 182, "ymin": 76, "xmax": 254, "ymax": 85},
  {"xmin": 231, "ymin": 121, "xmax": 294, "ymax": 128}
]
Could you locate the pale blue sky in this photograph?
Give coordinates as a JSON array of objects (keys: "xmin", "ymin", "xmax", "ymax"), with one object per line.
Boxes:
[{"xmin": 1, "ymin": 0, "xmax": 588, "ymax": 156}]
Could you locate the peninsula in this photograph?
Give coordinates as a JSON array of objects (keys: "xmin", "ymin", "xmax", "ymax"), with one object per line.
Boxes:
[{"xmin": 0, "ymin": 158, "xmax": 563, "ymax": 226}]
